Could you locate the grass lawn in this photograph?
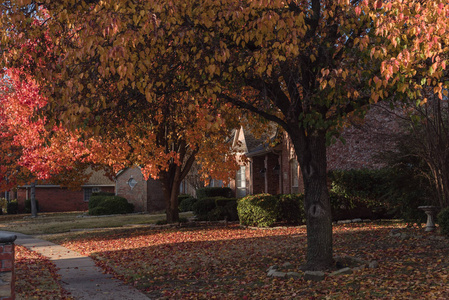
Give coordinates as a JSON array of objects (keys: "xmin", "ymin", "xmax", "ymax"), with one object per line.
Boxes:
[
  {"xmin": 9, "ymin": 214, "xmax": 449, "ymax": 299},
  {"xmin": 0, "ymin": 211, "xmax": 193, "ymax": 235},
  {"xmin": 43, "ymin": 222, "xmax": 449, "ymax": 299}
]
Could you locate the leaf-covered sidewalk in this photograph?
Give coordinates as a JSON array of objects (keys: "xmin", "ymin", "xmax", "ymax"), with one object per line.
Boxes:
[
  {"xmin": 52, "ymin": 223, "xmax": 449, "ymax": 299},
  {"xmin": 15, "ymin": 245, "xmax": 73, "ymax": 299}
]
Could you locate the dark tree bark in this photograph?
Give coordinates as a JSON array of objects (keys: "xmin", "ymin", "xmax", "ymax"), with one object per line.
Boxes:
[
  {"xmin": 30, "ymin": 181, "xmax": 38, "ymax": 218},
  {"xmin": 292, "ymin": 130, "xmax": 333, "ymax": 270}
]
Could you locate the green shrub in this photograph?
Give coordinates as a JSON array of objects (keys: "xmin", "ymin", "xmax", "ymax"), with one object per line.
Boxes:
[
  {"xmin": 7, "ymin": 200, "xmax": 18, "ymax": 214},
  {"xmin": 207, "ymin": 206, "xmax": 228, "ymax": 221},
  {"xmin": 178, "ymin": 194, "xmax": 191, "ymax": 204},
  {"xmin": 192, "ymin": 198, "xmax": 217, "ymax": 220},
  {"xmin": 213, "ymin": 197, "xmax": 238, "ymax": 221},
  {"xmin": 224, "ymin": 200, "xmax": 239, "ymax": 221},
  {"xmin": 329, "ymin": 168, "xmax": 426, "ymax": 222},
  {"xmin": 92, "ymin": 191, "xmax": 115, "ymax": 197},
  {"xmin": 237, "ymin": 194, "xmax": 278, "ymax": 227},
  {"xmin": 25, "ymin": 199, "xmax": 39, "ymax": 213},
  {"xmin": 438, "ymin": 207, "xmax": 449, "ymax": 236},
  {"xmin": 178, "ymin": 197, "xmax": 198, "ymax": 212},
  {"xmin": 88, "ymin": 195, "xmax": 109, "ymax": 211},
  {"xmin": 89, "ymin": 206, "xmax": 109, "ymax": 216},
  {"xmin": 0, "ymin": 198, "xmax": 7, "ymax": 214},
  {"xmin": 276, "ymin": 194, "xmax": 306, "ymax": 224},
  {"xmin": 88, "ymin": 196, "xmax": 134, "ymax": 215},
  {"xmin": 196, "ymin": 187, "xmax": 233, "ymax": 199}
]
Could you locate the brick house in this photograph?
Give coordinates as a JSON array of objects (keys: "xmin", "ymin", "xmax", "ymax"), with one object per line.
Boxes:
[
  {"xmin": 229, "ymin": 104, "xmax": 399, "ymax": 197},
  {"xmin": 16, "ymin": 169, "xmax": 115, "ymax": 212},
  {"xmin": 115, "ymin": 166, "xmax": 165, "ymax": 213}
]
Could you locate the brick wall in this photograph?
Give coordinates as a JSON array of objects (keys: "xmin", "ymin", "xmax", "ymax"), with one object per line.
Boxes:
[
  {"xmin": 17, "ymin": 186, "xmax": 114, "ymax": 213},
  {"xmin": 116, "ymin": 167, "xmax": 147, "ymax": 212},
  {"xmin": 0, "ymin": 234, "xmax": 16, "ymax": 300}
]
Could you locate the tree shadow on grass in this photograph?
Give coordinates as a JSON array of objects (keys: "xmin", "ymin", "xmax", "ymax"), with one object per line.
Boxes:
[{"xmin": 57, "ymin": 223, "xmax": 449, "ymax": 299}]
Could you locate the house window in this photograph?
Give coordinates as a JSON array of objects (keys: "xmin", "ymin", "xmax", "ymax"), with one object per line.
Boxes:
[
  {"xmin": 84, "ymin": 188, "xmax": 92, "ymax": 202},
  {"xmin": 290, "ymin": 159, "xmax": 299, "ymax": 194},
  {"xmin": 236, "ymin": 166, "xmax": 247, "ymax": 198},
  {"xmin": 209, "ymin": 179, "xmax": 224, "ymax": 187},
  {"xmin": 128, "ymin": 177, "xmax": 137, "ymax": 189}
]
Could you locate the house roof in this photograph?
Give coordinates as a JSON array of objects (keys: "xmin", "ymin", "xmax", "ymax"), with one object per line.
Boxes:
[
  {"xmin": 84, "ymin": 169, "xmax": 115, "ymax": 186},
  {"xmin": 237, "ymin": 124, "xmax": 280, "ymax": 157}
]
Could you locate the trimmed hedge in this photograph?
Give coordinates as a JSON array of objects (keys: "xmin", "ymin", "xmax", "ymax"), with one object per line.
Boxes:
[
  {"xmin": 196, "ymin": 187, "xmax": 233, "ymax": 199},
  {"xmin": 237, "ymin": 194, "xmax": 279, "ymax": 227},
  {"xmin": 437, "ymin": 207, "xmax": 449, "ymax": 237},
  {"xmin": 178, "ymin": 197, "xmax": 198, "ymax": 212},
  {"xmin": 237, "ymin": 194, "xmax": 307, "ymax": 227},
  {"xmin": 329, "ymin": 168, "xmax": 427, "ymax": 222},
  {"xmin": 277, "ymin": 194, "xmax": 306, "ymax": 224},
  {"xmin": 178, "ymin": 194, "xmax": 192, "ymax": 204},
  {"xmin": 88, "ymin": 196, "xmax": 134, "ymax": 215},
  {"xmin": 7, "ymin": 200, "xmax": 18, "ymax": 214},
  {"xmin": 92, "ymin": 191, "xmax": 115, "ymax": 197},
  {"xmin": 192, "ymin": 197, "xmax": 238, "ymax": 221},
  {"xmin": 88, "ymin": 195, "xmax": 109, "ymax": 211}
]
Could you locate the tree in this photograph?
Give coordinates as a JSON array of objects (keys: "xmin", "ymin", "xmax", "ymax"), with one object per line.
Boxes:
[
  {"xmin": 0, "ymin": 3, "xmax": 242, "ymax": 223},
  {"xmin": 0, "ymin": 70, "xmax": 98, "ymax": 216},
  {"xmin": 382, "ymin": 93, "xmax": 449, "ymax": 210},
  {"xmin": 2, "ymin": 0, "xmax": 449, "ymax": 270}
]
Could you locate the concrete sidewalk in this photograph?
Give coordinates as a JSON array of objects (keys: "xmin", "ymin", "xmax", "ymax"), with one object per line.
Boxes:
[{"xmin": 1, "ymin": 231, "xmax": 149, "ymax": 300}]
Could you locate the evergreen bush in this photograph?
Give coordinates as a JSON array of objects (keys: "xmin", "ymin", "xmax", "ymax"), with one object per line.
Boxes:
[
  {"xmin": 196, "ymin": 187, "xmax": 233, "ymax": 199},
  {"xmin": 191, "ymin": 197, "xmax": 238, "ymax": 221},
  {"xmin": 7, "ymin": 200, "xmax": 18, "ymax": 214},
  {"xmin": 276, "ymin": 194, "xmax": 305, "ymax": 224},
  {"xmin": 192, "ymin": 198, "xmax": 217, "ymax": 220},
  {"xmin": 88, "ymin": 196, "xmax": 134, "ymax": 215},
  {"xmin": 0, "ymin": 198, "xmax": 7, "ymax": 214},
  {"xmin": 178, "ymin": 197, "xmax": 198, "ymax": 212},
  {"xmin": 92, "ymin": 191, "xmax": 115, "ymax": 197},
  {"xmin": 178, "ymin": 194, "xmax": 192, "ymax": 205},
  {"xmin": 237, "ymin": 194, "xmax": 278, "ymax": 227},
  {"xmin": 329, "ymin": 168, "xmax": 427, "ymax": 222},
  {"xmin": 88, "ymin": 195, "xmax": 109, "ymax": 211}
]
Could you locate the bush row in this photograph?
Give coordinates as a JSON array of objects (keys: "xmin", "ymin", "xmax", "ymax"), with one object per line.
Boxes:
[
  {"xmin": 329, "ymin": 168, "xmax": 427, "ymax": 223},
  {"xmin": 196, "ymin": 187, "xmax": 233, "ymax": 199},
  {"xmin": 88, "ymin": 195, "xmax": 134, "ymax": 215},
  {"xmin": 192, "ymin": 197, "xmax": 239, "ymax": 221},
  {"xmin": 237, "ymin": 194, "xmax": 305, "ymax": 227}
]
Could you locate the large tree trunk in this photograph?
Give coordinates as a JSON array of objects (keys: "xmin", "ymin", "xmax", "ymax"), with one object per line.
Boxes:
[
  {"xmin": 160, "ymin": 169, "xmax": 181, "ymax": 223},
  {"xmin": 160, "ymin": 146, "xmax": 197, "ymax": 223},
  {"xmin": 293, "ymin": 130, "xmax": 333, "ymax": 271}
]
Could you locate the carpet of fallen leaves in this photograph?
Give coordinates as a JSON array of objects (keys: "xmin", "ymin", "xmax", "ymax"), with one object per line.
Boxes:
[
  {"xmin": 57, "ymin": 223, "xmax": 449, "ymax": 299},
  {"xmin": 15, "ymin": 245, "xmax": 73, "ymax": 299}
]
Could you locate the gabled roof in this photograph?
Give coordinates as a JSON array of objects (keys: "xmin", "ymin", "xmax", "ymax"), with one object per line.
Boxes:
[
  {"xmin": 84, "ymin": 169, "xmax": 115, "ymax": 186},
  {"xmin": 234, "ymin": 124, "xmax": 280, "ymax": 157}
]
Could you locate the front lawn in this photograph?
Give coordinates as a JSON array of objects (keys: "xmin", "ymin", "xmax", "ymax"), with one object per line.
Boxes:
[
  {"xmin": 44, "ymin": 222, "xmax": 449, "ymax": 299},
  {"xmin": 0, "ymin": 211, "xmax": 193, "ymax": 235}
]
